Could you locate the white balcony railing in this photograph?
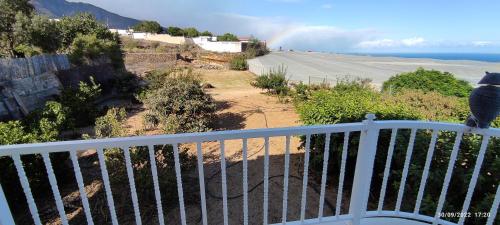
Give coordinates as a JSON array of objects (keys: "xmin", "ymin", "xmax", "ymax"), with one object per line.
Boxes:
[{"xmin": 0, "ymin": 115, "xmax": 499, "ymax": 225}]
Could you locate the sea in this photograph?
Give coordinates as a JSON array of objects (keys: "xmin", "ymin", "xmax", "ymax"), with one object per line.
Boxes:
[{"xmin": 350, "ymin": 53, "xmax": 500, "ymax": 63}]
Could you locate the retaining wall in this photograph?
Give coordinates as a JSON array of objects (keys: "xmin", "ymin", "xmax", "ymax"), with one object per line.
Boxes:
[{"xmin": 0, "ymin": 55, "xmax": 70, "ymax": 119}]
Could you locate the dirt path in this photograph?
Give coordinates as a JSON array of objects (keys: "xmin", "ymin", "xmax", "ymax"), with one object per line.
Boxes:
[
  {"xmin": 31, "ymin": 69, "xmax": 345, "ymax": 225},
  {"xmin": 156, "ymin": 69, "xmax": 346, "ymax": 225}
]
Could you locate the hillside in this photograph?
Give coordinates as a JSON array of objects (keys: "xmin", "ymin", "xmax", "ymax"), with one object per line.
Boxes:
[{"xmin": 31, "ymin": 0, "xmax": 141, "ymax": 29}]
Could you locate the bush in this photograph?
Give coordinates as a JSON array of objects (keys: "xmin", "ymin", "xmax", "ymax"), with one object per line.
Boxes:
[
  {"xmin": 132, "ymin": 21, "xmax": 163, "ymax": 34},
  {"xmin": 217, "ymin": 33, "xmax": 239, "ymax": 41},
  {"xmin": 68, "ymin": 33, "xmax": 123, "ymax": 68},
  {"xmin": 296, "ymin": 81, "xmax": 499, "ymax": 224},
  {"xmin": 166, "ymin": 26, "xmax": 184, "ymax": 36},
  {"xmin": 382, "ymin": 68, "xmax": 473, "ymax": 97},
  {"xmin": 229, "ymin": 56, "xmax": 248, "ymax": 70},
  {"xmin": 183, "ymin": 27, "xmax": 200, "ymax": 37},
  {"xmin": 141, "ymin": 69, "xmax": 216, "ymax": 133},
  {"xmin": 103, "ymin": 145, "xmax": 196, "ymax": 212},
  {"xmin": 245, "ymin": 38, "xmax": 269, "ymax": 58},
  {"xmin": 59, "ymin": 77, "xmax": 102, "ymax": 128},
  {"xmin": 252, "ymin": 65, "xmax": 289, "ymax": 95},
  {"xmin": 57, "ymin": 13, "xmax": 115, "ymax": 48},
  {"xmin": 95, "ymin": 108, "xmax": 127, "ymax": 138}
]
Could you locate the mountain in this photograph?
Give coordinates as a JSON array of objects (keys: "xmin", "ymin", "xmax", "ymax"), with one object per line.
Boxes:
[{"xmin": 31, "ymin": 0, "xmax": 141, "ymax": 29}]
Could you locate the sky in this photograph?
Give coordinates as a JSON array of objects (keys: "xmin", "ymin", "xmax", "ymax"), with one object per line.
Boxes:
[{"xmin": 68, "ymin": 0, "xmax": 500, "ymax": 53}]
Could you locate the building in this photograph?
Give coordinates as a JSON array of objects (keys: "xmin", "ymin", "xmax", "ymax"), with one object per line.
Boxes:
[{"xmin": 192, "ymin": 36, "xmax": 242, "ymax": 53}]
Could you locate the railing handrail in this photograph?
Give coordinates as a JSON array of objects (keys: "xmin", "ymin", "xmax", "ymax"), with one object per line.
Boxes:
[
  {"xmin": 1, "ymin": 118, "xmax": 499, "ymax": 225},
  {"xmin": 1, "ymin": 120, "xmax": 498, "ymax": 155}
]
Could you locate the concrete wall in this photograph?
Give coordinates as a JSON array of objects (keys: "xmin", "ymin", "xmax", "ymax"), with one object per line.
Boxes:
[
  {"xmin": 133, "ymin": 33, "xmax": 188, "ymax": 45},
  {"xmin": 193, "ymin": 37, "xmax": 242, "ymax": 53},
  {"xmin": 0, "ymin": 55, "xmax": 70, "ymax": 119}
]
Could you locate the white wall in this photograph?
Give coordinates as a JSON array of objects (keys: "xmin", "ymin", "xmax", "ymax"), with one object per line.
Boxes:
[
  {"xmin": 132, "ymin": 33, "xmax": 147, "ymax": 39},
  {"xmin": 193, "ymin": 36, "xmax": 242, "ymax": 53}
]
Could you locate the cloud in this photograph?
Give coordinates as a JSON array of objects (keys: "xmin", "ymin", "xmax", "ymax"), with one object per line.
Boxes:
[
  {"xmin": 206, "ymin": 13, "xmax": 377, "ymax": 52},
  {"xmin": 401, "ymin": 37, "xmax": 425, "ymax": 46},
  {"xmin": 473, "ymin": 41, "xmax": 493, "ymax": 47},
  {"xmin": 321, "ymin": 4, "xmax": 333, "ymax": 9},
  {"xmin": 357, "ymin": 37, "xmax": 426, "ymax": 49}
]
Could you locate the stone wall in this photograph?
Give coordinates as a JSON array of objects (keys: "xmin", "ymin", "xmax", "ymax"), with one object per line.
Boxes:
[
  {"xmin": 0, "ymin": 55, "xmax": 70, "ymax": 119},
  {"xmin": 124, "ymin": 52, "xmax": 178, "ymax": 65}
]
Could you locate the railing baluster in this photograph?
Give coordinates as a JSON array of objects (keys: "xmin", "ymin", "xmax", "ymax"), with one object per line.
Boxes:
[
  {"xmin": 70, "ymin": 151, "xmax": 94, "ymax": 225},
  {"xmin": 378, "ymin": 129, "xmax": 398, "ymax": 212},
  {"xmin": 243, "ymin": 138, "xmax": 249, "ymax": 225},
  {"xmin": 414, "ymin": 130, "xmax": 439, "ymax": 214},
  {"xmin": 458, "ymin": 135, "xmax": 490, "ymax": 225},
  {"xmin": 42, "ymin": 152, "xmax": 69, "ymax": 225},
  {"xmin": 263, "ymin": 137, "xmax": 270, "ymax": 225},
  {"xmin": 220, "ymin": 140, "xmax": 229, "ymax": 225},
  {"xmin": 336, "ymin": 131, "xmax": 350, "ymax": 218},
  {"xmin": 318, "ymin": 133, "xmax": 332, "ymax": 221},
  {"xmin": 123, "ymin": 146, "xmax": 142, "ymax": 225},
  {"xmin": 433, "ymin": 131, "xmax": 464, "ymax": 225},
  {"xmin": 148, "ymin": 145, "xmax": 165, "ymax": 225},
  {"xmin": 12, "ymin": 154, "xmax": 42, "ymax": 225},
  {"xmin": 282, "ymin": 136, "xmax": 291, "ymax": 224},
  {"xmin": 97, "ymin": 148, "xmax": 119, "ymax": 225},
  {"xmin": 0, "ymin": 184, "xmax": 15, "ymax": 225},
  {"xmin": 0, "ymin": 184, "xmax": 15, "ymax": 224},
  {"xmin": 300, "ymin": 134, "xmax": 311, "ymax": 223},
  {"xmin": 196, "ymin": 143, "xmax": 208, "ymax": 225},
  {"xmin": 349, "ymin": 114, "xmax": 380, "ymax": 225},
  {"xmin": 486, "ymin": 184, "xmax": 500, "ymax": 225},
  {"xmin": 173, "ymin": 143, "xmax": 187, "ymax": 225},
  {"xmin": 395, "ymin": 129, "xmax": 417, "ymax": 212}
]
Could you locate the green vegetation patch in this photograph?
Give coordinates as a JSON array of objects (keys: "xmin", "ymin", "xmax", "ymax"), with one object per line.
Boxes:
[{"xmin": 382, "ymin": 68, "xmax": 473, "ymax": 97}]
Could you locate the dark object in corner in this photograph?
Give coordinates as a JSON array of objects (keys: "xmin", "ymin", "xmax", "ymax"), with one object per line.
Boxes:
[{"xmin": 466, "ymin": 72, "xmax": 500, "ymax": 128}]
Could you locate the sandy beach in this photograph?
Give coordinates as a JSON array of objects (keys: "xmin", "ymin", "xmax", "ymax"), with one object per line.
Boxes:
[{"xmin": 248, "ymin": 51, "xmax": 500, "ymax": 86}]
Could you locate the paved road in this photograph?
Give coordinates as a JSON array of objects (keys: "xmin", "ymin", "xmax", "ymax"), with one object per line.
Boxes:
[{"xmin": 248, "ymin": 51, "xmax": 500, "ymax": 86}]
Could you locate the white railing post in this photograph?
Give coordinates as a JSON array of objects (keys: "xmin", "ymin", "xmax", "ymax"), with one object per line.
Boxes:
[
  {"xmin": 0, "ymin": 184, "xmax": 15, "ymax": 225},
  {"xmin": 349, "ymin": 114, "xmax": 380, "ymax": 225}
]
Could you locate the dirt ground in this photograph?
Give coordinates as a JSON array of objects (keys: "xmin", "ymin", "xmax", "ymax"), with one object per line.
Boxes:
[
  {"xmin": 22, "ymin": 68, "xmax": 346, "ymax": 225},
  {"xmin": 148, "ymin": 69, "xmax": 345, "ymax": 225}
]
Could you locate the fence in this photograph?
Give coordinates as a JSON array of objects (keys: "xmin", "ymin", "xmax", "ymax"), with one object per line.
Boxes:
[{"xmin": 0, "ymin": 115, "xmax": 499, "ymax": 225}]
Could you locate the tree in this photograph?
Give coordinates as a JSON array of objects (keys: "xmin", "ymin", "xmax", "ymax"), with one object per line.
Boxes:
[
  {"xmin": 200, "ymin": 31, "xmax": 213, "ymax": 36},
  {"xmin": 132, "ymin": 21, "xmax": 163, "ymax": 34},
  {"xmin": 29, "ymin": 15, "xmax": 61, "ymax": 53},
  {"xmin": 0, "ymin": 0, "xmax": 34, "ymax": 56},
  {"xmin": 68, "ymin": 33, "xmax": 123, "ymax": 68},
  {"xmin": 217, "ymin": 33, "xmax": 239, "ymax": 41},
  {"xmin": 166, "ymin": 26, "xmax": 184, "ymax": 36},
  {"xmin": 57, "ymin": 13, "xmax": 114, "ymax": 48},
  {"xmin": 183, "ymin": 27, "xmax": 200, "ymax": 37}
]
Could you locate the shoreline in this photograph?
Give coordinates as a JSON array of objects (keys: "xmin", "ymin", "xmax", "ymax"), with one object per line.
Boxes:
[{"xmin": 248, "ymin": 51, "xmax": 500, "ymax": 86}]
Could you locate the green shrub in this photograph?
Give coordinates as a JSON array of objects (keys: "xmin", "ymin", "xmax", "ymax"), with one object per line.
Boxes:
[
  {"xmin": 296, "ymin": 82, "xmax": 499, "ymax": 224},
  {"xmin": 141, "ymin": 69, "xmax": 216, "ymax": 133},
  {"xmin": 132, "ymin": 21, "xmax": 163, "ymax": 34},
  {"xmin": 95, "ymin": 108, "xmax": 127, "ymax": 138},
  {"xmin": 183, "ymin": 27, "xmax": 200, "ymax": 37},
  {"xmin": 217, "ymin": 33, "xmax": 239, "ymax": 41},
  {"xmin": 0, "ymin": 121, "xmax": 36, "ymax": 145},
  {"xmin": 57, "ymin": 13, "xmax": 115, "ymax": 48},
  {"xmin": 244, "ymin": 38, "xmax": 269, "ymax": 58},
  {"xmin": 166, "ymin": 26, "xmax": 184, "ymax": 36},
  {"xmin": 229, "ymin": 56, "xmax": 248, "ymax": 70},
  {"xmin": 59, "ymin": 77, "xmax": 102, "ymax": 128},
  {"xmin": 382, "ymin": 68, "xmax": 473, "ymax": 97},
  {"xmin": 103, "ymin": 145, "xmax": 196, "ymax": 212},
  {"xmin": 252, "ymin": 65, "xmax": 289, "ymax": 95},
  {"xmin": 200, "ymin": 31, "xmax": 213, "ymax": 36},
  {"xmin": 68, "ymin": 33, "xmax": 123, "ymax": 68}
]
